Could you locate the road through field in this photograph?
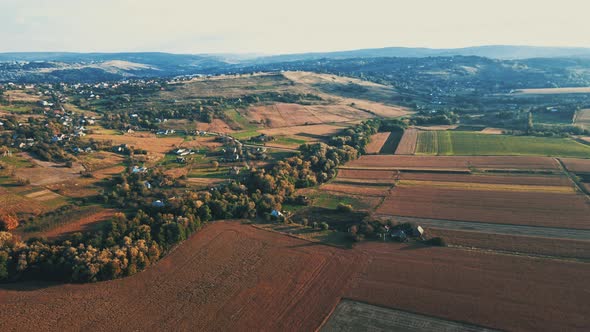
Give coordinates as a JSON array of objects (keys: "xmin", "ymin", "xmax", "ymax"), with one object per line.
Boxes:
[{"xmin": 378, "ymin": 215, "xmax": 590, "ymax": 240}]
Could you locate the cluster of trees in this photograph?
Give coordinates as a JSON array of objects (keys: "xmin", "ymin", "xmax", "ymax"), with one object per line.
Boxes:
[
  {"xmin": 97, "ymin": 90, "xmax": 322, "ymax": 131},
  {"xmin": 409, "ymin": 111, "xmax": 459, "ymax": 126},
  {"xmin": 0, "ymin": 119, "xmax": 380, "ymax": 283}
]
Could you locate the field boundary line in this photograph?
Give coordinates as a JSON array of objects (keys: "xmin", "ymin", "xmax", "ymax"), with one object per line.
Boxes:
[{"xmin": 555, "ymin": 157, "xmax": 590, "ymax": 200}]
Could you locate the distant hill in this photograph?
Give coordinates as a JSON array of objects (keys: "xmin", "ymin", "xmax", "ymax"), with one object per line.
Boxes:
[
  {"xmin": 2, "ymin": 46, "xmax": 590, "ymax": 83},
  {"xmin": 250, "ymin": 45, "xmax": 590, "ymax": 63}
]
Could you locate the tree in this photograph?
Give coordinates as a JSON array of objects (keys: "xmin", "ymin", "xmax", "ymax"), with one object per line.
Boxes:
[
  {"xmin": 0, "ymin": 251, "xmax": 8, "ymax": 281},
  {"xmin": 527, "ymin": 111, "xmax": 534, "ymax": 133}
]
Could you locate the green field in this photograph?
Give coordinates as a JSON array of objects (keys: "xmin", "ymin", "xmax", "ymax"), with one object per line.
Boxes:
[{"xmin": 416, "ymin": 131, "xmax": 590, "ymax": 158}]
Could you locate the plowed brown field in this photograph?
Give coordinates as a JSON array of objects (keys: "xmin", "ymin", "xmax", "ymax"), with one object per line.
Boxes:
[
  {"xmin": 561, "ymin": 158, "xmax": 590, "ymax": 173},
  {"xmin": 347, "ymin": 241, "xmax": 590, "ymax": 332},
  {"xmin": 398, "ymin": 172, "xmax": 572, "ymax": 187},
  {"xmin": 0, "ymin": 222, "xmax": 363, "ymax": 332},
  {"xmin": 243, "ymin": 103, "xmax": 372, "ymax": 128},
  {"xmin": 365, "ymin": 132, "xmax": 391, "ymax": 154},
  {"xmin": 377, "ymin": 186, "xmax": 590, "ymax": 229},
  {"xmin": 345, "ymin": 155, "xmax": 560, "ymax": 171},
  {"xmin": 1, "ymin": 222, "xmax": 588, "ymax": 332},
  {"xmin": 394, "ymin": 128, "xmax": 418, "ymax": 154},
  {"xmin": 427, "ymin": 228, "xmax": 590, "ymax": 260}
]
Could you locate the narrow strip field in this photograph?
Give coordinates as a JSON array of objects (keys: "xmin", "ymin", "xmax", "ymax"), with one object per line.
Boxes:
[
  {"xmin": 381, "ymin": 215, "xmax": 590, "ymax": 241},
  {"xmin": 377, "ymin": 186, "xmax": 590, "ymax": 229},
  {"xmin": 574, "ymin": 109, "xmax": 590, "ymax": 129},
  {"xmin": 415, "ymin": 131, "xmax": 590, "ymax": 158},
  {"xmin": 394, "ymin": 128, "xmax": 418, "ymax": 154},
  {"xmin": 344, "ymin": 155, "xmax": 560, "ymax": 172},
  {"xmin": 322, "ymin": 299, "xmax": 496, "ymax": 332},
  {"xmin": 427, "ymin": 228, "xmax": 590, "ymax": 260},
  {"xmin": 365, "ymin": 132, "xmax": 390, "ymax": 154}
]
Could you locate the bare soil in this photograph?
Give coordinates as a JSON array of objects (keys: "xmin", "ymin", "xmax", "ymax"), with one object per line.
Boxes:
[
  {"xmin": 1, "ymin": 222, "xmax": 587, "ymax": 331},
  {"xmin": 394, "ymin": 128, "xmax": 418, "ymax": 154},
  {"xmin": 377, "ymin": 186, "xmax": 590, "ymax": 229},
  {"xmin": 365, "ymin": 132, "xmax": 391, "ymax": 154}
]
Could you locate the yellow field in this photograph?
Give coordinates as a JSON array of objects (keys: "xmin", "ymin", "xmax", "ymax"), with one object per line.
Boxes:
[{"xmin": 397, "ymin": 179, "xmax": 575, "ymax": 194}]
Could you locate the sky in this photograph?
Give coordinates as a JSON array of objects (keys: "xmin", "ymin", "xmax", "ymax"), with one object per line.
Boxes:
[{"xmin": 1, "ymin": 0, "xmax": 589, "ymax": 55}]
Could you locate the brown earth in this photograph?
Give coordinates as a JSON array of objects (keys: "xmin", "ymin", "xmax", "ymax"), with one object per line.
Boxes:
[
  {"xmin": 1, "ymin": 222, "xmax": 587, "ymax": 331},
  {"xmin": 481, "ymin": 127, "xmax": 504, "ymax": 135},
  {"xmin": 347, "ymin": 241, "xmax": 590, "ymax": 332},
  {"xmin": 0, "ymin": 221, "xmax": 363, "ymax": 332},
  {"xmin": 242, "ymin": 103, "xmax": 372, "ymax": 128},
  {"xmin": 561, "ymin": 157, "xmax": 590, "ymax": 173},
  {"xmin": 398, "ymin": 172, "xmax": 573, "ymax": 187},
  {"xmin": 85, "ymin": 133, "xmax": 184, "ymax": 154},
  {"xmin": 259, "ymin": 123, "xmax": 345, "ymax": 139},
  {"xmin": 365, "ymin": 132, "xmax": 391, "ymax": 154},
  {"xmin": 394, "ymin": 128, "xmax": 418, "ymax": 154},
  {"xmin": 4, "ymin": 90, "xmax": 44, "ymax": 103},
  {"xmin": 377, "ymin": 186, "xmax": 590, "ymax": 229},
  {"xmin": 18, "ymin": 208, "xmax": 116, "ymax": 241},
  {"xmin": 337, "ymin": 169, "xmax": 398, "ymax": 180},
  {"xmin": 345, "ymin": 155, "xmax": 560, "ymax": 171},
  {"xmin": 320, "ymin": 183, "xmax": 392, "ymax": 197},
  {"xmin": 427, "ymin": 228, "xmax": 590, "ymax": 260},
  {"xmin": 15, "ymin": 153, "xmax": 84, "ymax": 186}
]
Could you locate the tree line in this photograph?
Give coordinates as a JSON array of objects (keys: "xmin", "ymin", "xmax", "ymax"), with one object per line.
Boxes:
[{"xmin": 0, "ymin": 119, "xmax": 382, "ymax": 283}]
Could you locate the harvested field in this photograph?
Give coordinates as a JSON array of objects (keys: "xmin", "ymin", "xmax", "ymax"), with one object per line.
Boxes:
[
  {"xmin": 398, "ymin": 172, "xmax": 572, "ymax": 187},
  {"xmin": 427, "ymin": 228, "xmax": 590, "ymax": 260},
  {"xmin": 242, "ymin": 103, "xmax": 372, "ymax": 128},
  {"xmin": 15, "ymin": 153, "xmax": 84, "ymax": 186},
  {"xmin": 85, "ymin": 133, "xmax": 184, "ymax": 154},
  {"xmin": 0, "ymin": 192, "xmax": 48, "ymax": 216},
  {"xmin": 514, "ymin": 87, "xmax": 590, "ymax": 94},
  {"xmin": 365, "ymin": 132, "xmax": 390, "ymax": 154},
  {"xmin": 92, "ymin": 165, "xmax": 125, "ymax": 179},
  {"xmin": 344, "ymin": 155, "xmax": 560, "ymax": 172},
  {"xmin": 159, "ymin": 118, "xmax": 235, "ymax": 134},
  {"xmin": 347, "ymin": 241, "xmax": 590, "ymax": 332},
  {"xmin": 561, "ymin": 157, "xmax": 590, "ymax": 173},
  {"xmin": 322, "ymin": 299, "xmax": 496, "ymax": 332},
  {"xmin": 394, "ymin": 128, "xmax": 418, "ymax": 154},
  {"xmin": 259, "ymin": 123, "xmax": 344, "ymax": 139},
  {"xmin": 321, "ymin": 183, "xmax": 391, "ymax": 197},
  {"xmin": 574, "ymin": 109, "xmax": 590, "ymax": 128},
  {"xmin": 161, "ymin": 74, "xmax": 297, "ymax": 98},
  {"xmin": 24, "ymin": 189, "xmax": 63, "ymax": 201},
  {"xmin": 4, "ymin": 90, "xmax": 44, "ymax": 103},
  {"xmin": 480, "ymin": 127, "xmax": 504, "ymax": 134},
  {"xmin": 78, "ymin": 151, "xmax": 124, "ymax": 171},
  {"xmin": 337, "ymin": 169, "xmax": 398, "ymax": 180},
  {"xmin": 282, "ymin": 71, "xmax": 411, "ymax": 118},
  {"xmin": 19, "ymin": 208, "xmax": 116, "ymax": 241},
  {"xmin": 0, "ymin": 222, "xmax": 364, "ymax": 332},
  {"xmin": 0, "ymin": 222, "xmax": 588, "ymax": 331},
  {"xmin": 380, "ymin": 215, "xmax": 590, "ymax": 241},
  {"xmin": 398, "ymin": 179, "xmax": 573, "ymax": 194},
  {"xmin": 377, "ymin": 186, "xmax": 590, "ymax": 229}
]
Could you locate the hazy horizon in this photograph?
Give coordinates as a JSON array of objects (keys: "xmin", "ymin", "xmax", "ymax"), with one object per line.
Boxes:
[{"xmin": 1, "ymin": 0, "xmax": 589, "ymax": 54}]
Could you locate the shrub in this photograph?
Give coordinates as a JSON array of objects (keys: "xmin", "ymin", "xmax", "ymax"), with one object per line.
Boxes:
[
  {"xmin": 425, "ymin": 237, "xmax": 446, "ymax": 247},
  {"xmin": 336, "ymin": 203, "xmax": 353, "ymax": 213},
  {"xmin": 16, "ymin": 177, "xmax": 30, "ymax": 186},
  {"xmin": 320, "ymin": 222, "xmax": 329, "ymax": 231}
]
